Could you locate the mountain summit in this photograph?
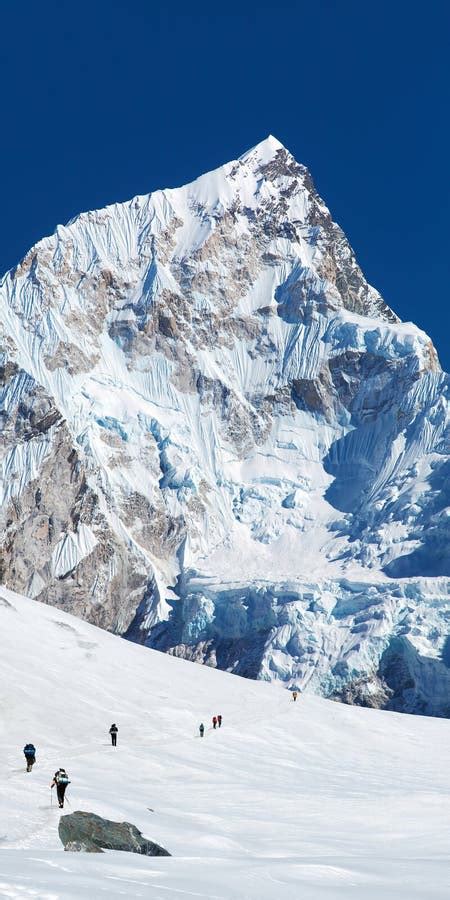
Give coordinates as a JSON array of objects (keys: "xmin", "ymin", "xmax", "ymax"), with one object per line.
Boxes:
[{"xmin": 1, "ymin": 139, "xmax": 449, "ymax": 713}]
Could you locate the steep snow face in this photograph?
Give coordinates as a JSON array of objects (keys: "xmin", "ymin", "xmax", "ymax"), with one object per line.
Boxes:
[{"xmin": 1, "ymin": 136, "xmax": 449, "ymax": 712}]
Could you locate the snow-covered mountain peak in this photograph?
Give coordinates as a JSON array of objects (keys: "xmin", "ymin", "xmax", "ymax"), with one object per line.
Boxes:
[
  {"xmin": 1, "ymin": 139, "xmax": 449, "ymax": 715},
  {"xmin": 240, "ymin": 133, "xmax": 286, "ymax": 157},
  {"xmin": 238, "ymin": 133, "xmax": 293, "ymax": 168}
]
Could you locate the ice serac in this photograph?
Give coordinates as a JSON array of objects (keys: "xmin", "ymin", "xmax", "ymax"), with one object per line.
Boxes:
[{"xmin": 1, "ymin": 136, "xmax": 449, "ymax": 714}]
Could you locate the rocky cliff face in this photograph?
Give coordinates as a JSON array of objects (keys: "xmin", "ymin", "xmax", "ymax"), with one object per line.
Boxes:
[{"xmin": 1, "ymin": 136, "xmax": 449, "ymax": 713}]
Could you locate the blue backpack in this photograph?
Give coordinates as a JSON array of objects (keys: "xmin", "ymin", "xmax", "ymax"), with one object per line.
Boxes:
[
  {"xmin": 24, "ymin": 744, "xmax": 35, "ymax": 757},
  {"xmin": 56, "ymin": 770, "xmax": 70, "ymax": 785}
]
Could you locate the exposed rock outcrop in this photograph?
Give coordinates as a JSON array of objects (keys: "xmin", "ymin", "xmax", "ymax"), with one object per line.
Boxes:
[{"xmin": 59, "ymin": 811, "xmax": 171, "ymax": 856}]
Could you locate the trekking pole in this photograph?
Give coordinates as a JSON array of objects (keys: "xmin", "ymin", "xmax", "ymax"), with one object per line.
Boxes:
[{"xmin": 50, "ymin": 788, "xmax": 53, "ymax": 808}]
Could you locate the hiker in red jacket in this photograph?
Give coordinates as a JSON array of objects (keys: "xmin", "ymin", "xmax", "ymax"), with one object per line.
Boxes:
[{"xmin": 212, "ymin": 716, "xmax": 217, "ymax": 729}]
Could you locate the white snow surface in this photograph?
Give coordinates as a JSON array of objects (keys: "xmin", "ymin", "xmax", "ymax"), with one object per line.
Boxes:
[
  {"xmin": 50, "ymin": 525, "xmax": 97, "ymax": 578},
  {"xmin": 1, "ymin": 584, "xmax": 450, "ymax": 899}
]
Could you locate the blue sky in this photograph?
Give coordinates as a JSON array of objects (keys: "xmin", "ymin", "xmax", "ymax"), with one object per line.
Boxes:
[{"xmin": 1, "ymin": 0, "xmax": 449, "ymax": 368}]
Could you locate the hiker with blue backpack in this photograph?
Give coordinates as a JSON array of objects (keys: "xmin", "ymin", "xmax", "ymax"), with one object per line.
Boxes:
[
  {"xmin": 50, "ymin": 768, "xmax": 70, "ymax": 808},
  {"xmin": 23, "ymin": 743, "xmax": 36, "ymax": 772}
]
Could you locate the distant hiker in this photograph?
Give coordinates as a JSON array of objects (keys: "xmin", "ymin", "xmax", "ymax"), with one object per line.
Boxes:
[
  {"xmin": 217, "ymin": 715, "xmax": 222, "ymax": 728},
  {"xmin": 109, "ymin": 724, "xmax": 118, "ymax": 747},
  {"xmin": 199, "ymin": 723, "xmax": 205, "ymax": 738},
  {"xmin": 212, "ymin": 716, "xmax": 217, "ymax": 730},
  {"xmin": 23, "ymin": 743, "xmax": 36, "ymax": 772},
  {"xmin": 292, "ymin": 691, "xmax": 298, "ymax": 702},
  {"xmin": 51, "ymin": 768, "xmax": 70, "ymax": 808}
]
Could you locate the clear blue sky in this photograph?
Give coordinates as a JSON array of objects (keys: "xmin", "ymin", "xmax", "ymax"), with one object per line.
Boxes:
[{"xmin": 1, "ymin": 0, "xmax": 449, "ymax": 369}]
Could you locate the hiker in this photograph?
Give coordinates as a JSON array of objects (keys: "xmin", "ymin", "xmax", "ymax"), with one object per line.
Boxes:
[
  {"xmin": 217, "ymin": 714, "xmax": 222, "ymax": 728},
  {"xmin": 212, "ymin": 716, "xmax": 217, "ymax": 729},
  {"xmin": 292, "ymin": 691, "xmax": 298, "ymax": 702},
  {"xmin": 50, "ymin": 768, "xmax": 70, "ymax": 808},
  {"xmin": 199, "ymin": 723, "xmax": 205, "ymax": 738},
  {"xmin": 23, "ymin": 743, "xmax": 36, "ymax": 772},
  {"xmin": 109, "ymin": 723, "xmax": 118, "ymax": 746}
]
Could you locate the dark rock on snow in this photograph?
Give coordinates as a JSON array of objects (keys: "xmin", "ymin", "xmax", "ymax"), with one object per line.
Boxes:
[{"xmin": 59, "ymin": 811, "xmax": 171, "ymax": 856}]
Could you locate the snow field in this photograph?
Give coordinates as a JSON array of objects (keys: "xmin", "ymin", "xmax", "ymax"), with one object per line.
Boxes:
[{"xmin": 1, "ymin": 585, "xmax": 450, "ymax": 898}]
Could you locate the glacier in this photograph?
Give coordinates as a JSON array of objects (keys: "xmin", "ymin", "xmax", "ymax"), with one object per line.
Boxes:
[{"xmin": 1, "ymin": 134, "xmax": 449, "ymax": 713}]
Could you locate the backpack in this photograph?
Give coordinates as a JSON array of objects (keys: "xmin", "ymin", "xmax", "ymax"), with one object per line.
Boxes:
[
  {"xmin": 56, "ymin": 771, "xmax": 70, "ymax": 785},
  {"xmin": 24, "ymin": 745, "xmax": 35, "ymax": 756}
]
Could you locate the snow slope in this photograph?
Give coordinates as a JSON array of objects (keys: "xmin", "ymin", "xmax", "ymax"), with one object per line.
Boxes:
[
  {"xmin": 0, "ymin": 135, "xmax": 449, "ymax": 711},
  {"xmin": 1, "ymin": 584, "xmax": 450, "ymax": 899}
]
